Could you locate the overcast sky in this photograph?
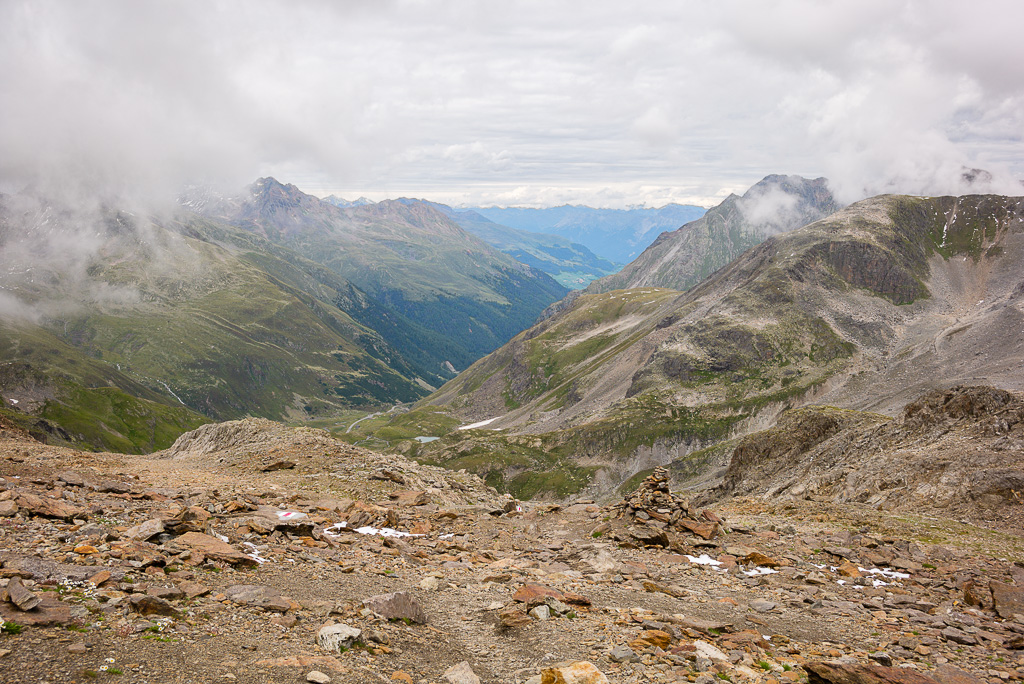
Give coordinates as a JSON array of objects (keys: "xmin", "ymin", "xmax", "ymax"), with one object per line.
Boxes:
[{"xmin": 2, "ymin": 0, "xmax": 1022, "ymax": 208}]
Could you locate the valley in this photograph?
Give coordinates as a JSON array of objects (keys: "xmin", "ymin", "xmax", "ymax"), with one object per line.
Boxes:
[{"xmin": 1, "ymin": 177, "xmax": 1022, "ymax": 684}]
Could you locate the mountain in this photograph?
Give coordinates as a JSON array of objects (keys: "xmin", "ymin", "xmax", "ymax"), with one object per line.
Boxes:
[
  {"xmin": 587, "ymin": 175, "xmax": 839, "ymax": 293},
  {"xmin": 322, "ymin": 195, "xmax": 373, "ymax": 208},
  {"xmin": 196, "ymin": 179, "xmax": 569, "ymax": 378},
  {"xmin": 402, "ymin": 201, "xmax": 621, "ymax": 289},
  {"xmin": 366, "ymin": 192, "xmax": 1024, "ymax": 500},
  {"xmin": 0, "ymin": 192, "xmax": 437, "ymax": 452},
  {"xmin": 471, "ymin": 203, "xmax": 707, "ymax": 263}
]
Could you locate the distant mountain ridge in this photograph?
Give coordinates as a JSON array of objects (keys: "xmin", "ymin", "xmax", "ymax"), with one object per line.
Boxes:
[
  {"xmin": 193, "ymin": 178, "xmax": 569, "ymax": 380},
  {"xmin": 588, "ymin": 175, "xmax": 839, "ymax": 293},
  {"xmin": 374, "ymin": 190, "xmax": 1024, "ymax": 500},
  {"xmin": 470, "ymin": 203, "xmax": 707, "ymax": 263},
  {"xmin": 397, "ymin": 200, "xmax": 621, "ymax": 289},
  {"xmin": 0, "ymin": 193, "xmax": 439, "ymax": 452}
]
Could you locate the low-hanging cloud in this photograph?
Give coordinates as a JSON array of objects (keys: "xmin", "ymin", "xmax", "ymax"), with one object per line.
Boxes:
[{"xmin": 1, "ymin": 0, "xmax": 1022, "ymax": 211}]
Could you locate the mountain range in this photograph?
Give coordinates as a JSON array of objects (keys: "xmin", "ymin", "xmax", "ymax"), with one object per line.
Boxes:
[
  {"xmin": 471, "ymin": 203, "xmax": 707, "ymax": 264},
  {"xmin": 368, "ymin": 184, "xmax": 1024, "ymax": 500},
  {"xmin": 0, "ymin": 180, "xmax": 574, "ymax": 452}
]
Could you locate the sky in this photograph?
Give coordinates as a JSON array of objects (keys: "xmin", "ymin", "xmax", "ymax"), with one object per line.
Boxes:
[{"xmin": 2, "ymin": 0, "xmax": 1023, "ymax": 209}]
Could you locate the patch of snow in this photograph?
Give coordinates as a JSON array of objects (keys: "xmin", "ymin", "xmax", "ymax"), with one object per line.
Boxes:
[
  {"xmin": 354, "ymin": 525, "xmax": 424, "ymax": 538},
  {"xmin": 859, "ymin": 566, "xmax": 910, "ymax": 580},
  {"xmin": 685, "ymin": 554, "xmax": 722, "ymax": 566},
  {"xmin": 243, "ymin": 542, "xmax": 270, "ymax": 564},
  {"xmin": 415, "ymin": 436, "xmax": 439, "ymax": 443},
  {"xmin": 458, "ymin": 417, "xmax": 500, "ymax": 430},
  {"xmin": 742, "ymin": 566, "xmax": 779, "ymax": 577}
]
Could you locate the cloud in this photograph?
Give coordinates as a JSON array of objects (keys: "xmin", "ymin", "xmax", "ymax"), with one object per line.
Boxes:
[{"xmin": 1, "ymin": 1, "xmax": 1021, "ymax": 209}]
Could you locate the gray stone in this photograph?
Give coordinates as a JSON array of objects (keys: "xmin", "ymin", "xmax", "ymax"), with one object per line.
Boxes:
[
  {"xmin": 941, "ymin": 626, "xmax": 978, "ymax": 645},
  {"xmin": 128, "ymin": 594, "xmax": 179, "ymax": 617},
  {"xmin": 125, "ymin": 518, "xmax": 165, "ymax": 542},
  {"xmin": 306, "ymin": 671, "xmax": 331, "ymax": 684},
  {"xmin": 609, "ymin": 645, "xmax": 640, "ymax": 663},
  {"xmin": 96, "ymin": 480, "xmax": 132, "ymax": 494},
  {"xmin": 362, "ymin": 591, "xmax": 427, "ymax": 624},
  {"xmin": 317, "ymin": 623, "xmax": 362, "ymax": 653},
  {"xmin": 442, "ymin": 661, "xmax": 481, "ymax": 684},
  {"xmin": 990, "ymin": 581, "xmax": 1024, "ymax": 619},
  {"xmin": 6, "ymin": 578, "xmax": 40, "ymax": 611},
  {"xmin": 529, "ymin": 604, "xmax": 551, "ymax": 620},
  {"xmin": 629, "ymin": 525, "xmax": 669, "ymax": 547},
  {"xmin": 749, "ymin": 599, "xmax": 777, "ymax": 613}
]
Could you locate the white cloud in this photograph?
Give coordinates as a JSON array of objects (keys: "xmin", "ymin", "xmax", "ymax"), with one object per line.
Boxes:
[{"xmin": 0, "ymin": 0, "xmax": 1021, "ymax": 209}]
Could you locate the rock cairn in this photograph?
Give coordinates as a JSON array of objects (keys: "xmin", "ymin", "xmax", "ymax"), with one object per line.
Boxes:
[{"xmin": 614, "ymin": 467, "xmax": 724, "ymax": 541}]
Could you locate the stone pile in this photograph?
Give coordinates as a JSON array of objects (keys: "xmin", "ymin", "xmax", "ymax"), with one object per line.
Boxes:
[{"xmin": 614, "ymin": 467, "xmax": 723, "ymax": 542}]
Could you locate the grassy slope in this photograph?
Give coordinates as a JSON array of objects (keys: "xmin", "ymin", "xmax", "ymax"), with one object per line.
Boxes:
[
  {"xmin": 363, "ymin": 194, "xmax": 1024, "ymax": 499},
  {"xmin": 0, "ymin": 210, "xmax": 435, "ymax": 452}
]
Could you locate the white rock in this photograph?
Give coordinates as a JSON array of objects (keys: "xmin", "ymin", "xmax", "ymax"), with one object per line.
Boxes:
[
  {"xmin": 529, "ymin": 604, "xmax": 551, "ymax": 621},
  {"xmin": 316, "ymin": 623, "xmax": 361, "ymax": 653},
  {"xmin": 442, "ymin": 661, "xmax": 481, "ymax": 684},
  {"xmin": 419, "ymin": 576, "xmax": 440, "ymax": 591},
  {"xmin": 694, "ymin": 640, "xmax": 730, "ymax": 662},
  {"xmin": 306, "ymin": 671, "xmax": 331, "ymax": 684}
]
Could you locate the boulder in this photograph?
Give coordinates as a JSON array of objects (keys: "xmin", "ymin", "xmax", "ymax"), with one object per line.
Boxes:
[
  {"xmin": 806, "ymin": 661, "xmax": 942, "ymax": 684},
  {"xmin": 629, "ymin": 525, "xmax": 669, "ymax": 547},
  {"xmin": 361, "ymin": 591, "xmax": 426, "ymax": 624},
  {"xmin": 317, "ymin": 623, "xmax": 362, "ymax": 653},
  {"xmin": 0, "ymin": 591, "xmax": 72, "ymax": 626},
  {"xmin": 442, "ymin": 661, "xmax": 481, "ymax": 684},
  {"xmin": 989, "ymin": 581, "xmax": 1024, "ymax": 619},
  {"xmin": 128, "ymin": 594, "xmax": 179, "ymax": 617},
  {"xmin": 172, "ymin": 532, "xmax": 258, "ymax": 567},
  {"xmin": 540, "ymin": 662, "xmax": 609, "ymax": 684},
  {"xmin": 5, "ymin": 577, "xmax": 40, "ymax": 611},
  {"xmin": 125, "ymin": 518, "xmax": 165, "ymax": 542},
  {"xmin": 15, "ymin": 492, "xmax": 85, "ymax": 521},
  {"xmin": 513, "ymin": 584, "xmax": 564, "ymax": 605}
]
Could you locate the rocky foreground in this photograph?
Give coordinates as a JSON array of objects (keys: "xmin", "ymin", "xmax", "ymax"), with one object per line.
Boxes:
[{"xmin": 0, "ymin": 419, "xmax": 1022, "ymax": 684}]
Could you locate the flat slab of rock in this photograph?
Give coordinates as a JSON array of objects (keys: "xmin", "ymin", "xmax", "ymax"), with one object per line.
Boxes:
[
  {"xmin": 0, "ymin": 500, "xmax": 18, "ymax": 517},
  {"xmin": 125, "ymin": 518, "xmax": 165, "ymax": 541},
  {"xmin": 676, "ymin": 518, "xmax": 716, "ymax": 540},
  {"xmin": 362, "ymin": 591, "xmax": 426, "ymax": 624},
  {"xmin": 260, "ymin": 460, "xmax": 295, "ymax": 472},
  {"xmin": 806, "ymin": 660, "xmax": 941, "ymax": 684},
  {"xmin": 173, "ymin": 532, "xmax": 258, "ymax": 567},
  {"xmin": 5, "ymin": 577, "xmax": 40, "ymax": 611},
  {"xmin": 0, "ymin": 554, "xmax": 126, "ymax": 584},
  {"xmin": 0, "ymin": 591, "xmax": 72, "ymax": 627},
  {"xmin": 629, "ymin": 525, "xmax": 669, "ymax": 547},
  {"xmin": 930, "ymin": 665, "xmax": 987, "ymax": 684},
  {"xmin": 15, "ymin": 492, "xmax": 85, "ymax": 521},
  {"xmin": 989, "ymin": 581, "xmax": 1024, "ymax": 619},
  {"xmin": 512, "ymin": 584, "xmax": 564, "ymax": 605},
  {"xmin": 223, "ymin": 584, "xmax": 290, "ymax": 612}
]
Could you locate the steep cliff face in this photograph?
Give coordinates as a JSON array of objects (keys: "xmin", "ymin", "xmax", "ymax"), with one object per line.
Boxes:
[
  {"xmin": 588, "ymin": 175, "xmax": 839, "ymax": 294},
  {"xmin": 387, "ymin": 193, "xmax": 1024, "ymax": 499}
]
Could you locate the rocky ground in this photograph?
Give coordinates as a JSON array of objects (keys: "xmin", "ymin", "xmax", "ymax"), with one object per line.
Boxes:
[{"xmin": 1, "ymin": 419, "xmax": 1022, "ymax": 684}]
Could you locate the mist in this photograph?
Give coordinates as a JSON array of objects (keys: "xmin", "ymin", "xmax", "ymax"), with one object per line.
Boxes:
[{"xmin": 2, "ymin": 1, "xmax": 1022, "ymax": 211}]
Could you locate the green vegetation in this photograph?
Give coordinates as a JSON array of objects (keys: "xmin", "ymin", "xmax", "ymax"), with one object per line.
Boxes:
[
  {"xmin": 40, "ymin": 385, "xmax": 207, "ymax": 453},
  {"xmin": 1, "ymin": 619, "xmax": 23, "ymax": 635}
]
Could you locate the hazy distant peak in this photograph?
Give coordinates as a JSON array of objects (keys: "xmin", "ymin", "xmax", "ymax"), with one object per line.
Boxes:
[{"xmin": 323, "ymin": 195, "xmax": 374, "ymax": 208}]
